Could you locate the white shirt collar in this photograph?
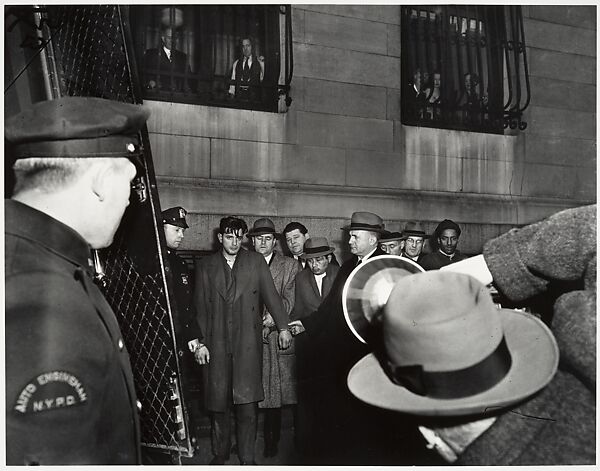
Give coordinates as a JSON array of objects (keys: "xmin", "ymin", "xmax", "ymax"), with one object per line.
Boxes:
[
  {"xmin": 359, "ymin": 247, "xmax": 378, "ymax": 262},
  {"xmin": 264, "ymin": 252, "xmax": 274, "ymax": 265}
]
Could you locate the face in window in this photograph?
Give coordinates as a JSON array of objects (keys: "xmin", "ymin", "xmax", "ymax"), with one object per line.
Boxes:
[
  {"xmin": 438, "ymin": 229, "xmax": 459, "ymax": 256},
  {"xmin": 218, "ymin": 229, "xmax": 244, "ymax": 256},
  {"xmin": 404, "ymin": 236, "xmax": 424, "ymax": 258},
  {"xmin": 348, "ymin": 230, "xmax": 376, "ymax": 257},
  {"xmin": 380, "ymin": 240, "xmax": 403, "ymax": 256},
  {"xmin": 161, "ymin": 27, "xmax": 174, "ymax": 50},
  {"xmin": 433, "ymin": 73, "xmax": 441, "ymax": 89},
  {"xmin": 242, "ymin": 38, "xmax": 253, "ymax": 58},
  {"xmin": 253, "ymin": 234, "xmax": 276, "ymax": 257},
  {"xmin": 285, "ymin": 229, "xmax": 308, "ymax": 256},
  {"xmin": 164, "ymin": 224, "xmax": 185, "ymax": 250},
  {"xmin": 306, "ymin": 255, "xmax": 331, "ymax": 276},
  {"xmin": 464, "ymin": 73, "xmax": 472, "ymax": 92}
]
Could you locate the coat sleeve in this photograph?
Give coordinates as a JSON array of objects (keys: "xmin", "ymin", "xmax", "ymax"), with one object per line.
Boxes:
[
  {"xmin": 290, "ymin": 273, "xmax": 308, "ymax": 321},
  {"xmin": 280, "ymin": 260, "xmax": 299, "ymax": 317},
  {"xmin": 258, "ymin": 257, "xmax": 288, "ymax": 330},
  {"xmin": 194, "ymin": 260, "xmax": 208, "ymax": 344},
  {"xmin": 483, "ymin": 204, "xmax": 596, "ymax": 302},
  {"xmin": 6, "ymin": 272, "xmax": 132, "ymax": 464}
]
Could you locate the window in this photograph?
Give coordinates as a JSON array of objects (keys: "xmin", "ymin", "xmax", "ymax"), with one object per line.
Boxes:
[
  {"xmin": 129, "ymin": 5, "xmax": 291, "ymax": 113},
  {"xmin": 401, "ymin": 5, "xmax": 530, "ymax": 134}
]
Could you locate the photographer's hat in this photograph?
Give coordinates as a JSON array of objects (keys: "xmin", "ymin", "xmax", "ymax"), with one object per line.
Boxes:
[{"xmin": 348, "ymin": 271, "xmax": 558, "ymax": 416}]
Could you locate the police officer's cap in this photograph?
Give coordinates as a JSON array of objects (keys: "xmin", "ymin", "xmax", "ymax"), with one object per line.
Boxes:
[
  {"xmin": 5, "ymin": 97, "xmax": 150, "ymax": 160},
  {"xmin": 162, "ymin": 207, "xmax": 189, "ymax": 229}
]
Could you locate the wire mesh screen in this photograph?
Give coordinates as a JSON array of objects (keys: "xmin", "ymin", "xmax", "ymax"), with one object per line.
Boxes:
[{"xmin": 43, "ymin": 5, "xmax": 193, "ymax": 456}]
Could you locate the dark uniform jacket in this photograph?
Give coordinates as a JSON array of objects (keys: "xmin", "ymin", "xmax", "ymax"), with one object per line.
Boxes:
[
  {"xmin": 167, "ymin": 249, "xmax": 202, "ymax": 344},
  {"xmin": 166, "ymin": 249, "xmax": 203, "ymax": 383},
  {"xmin": 5, "ymin": 200, "xmax": 140, "ymax": 465},
  {"xmin": 194, "ymin": 249, "xmax": 288, "ymax": 411}
]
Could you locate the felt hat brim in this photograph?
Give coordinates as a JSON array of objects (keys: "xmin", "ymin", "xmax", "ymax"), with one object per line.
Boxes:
[
  {"xmin": 246, "ymin": 229, "xmax": 278, "ymax": 237},
  {"xmin": 342, "ymin": 255, "xmax": 425, "ymax": 344},
  {"xmin": 342, "ymin": 224, "xmax": 386, "ymax": 233},
  {"xmin": 300, "ymin": 247, "xmax": 335, "ymax": 259},
  {"xmin": 347, "ymin": 309, "xmax": 559, "ymax": 416}
]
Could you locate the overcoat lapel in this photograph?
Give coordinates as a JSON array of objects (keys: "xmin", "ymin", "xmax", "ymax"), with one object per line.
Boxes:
[
  {"xmin": 233, "ymin": 250, "xmax": 251, "ymax": 303},
  {"xmin": 208, "ymin": 252, "xmax": 229, "ymax": 301},
  {"xmin": 269, "ymin": 253, "xmax": 283, "ymax": 281}
]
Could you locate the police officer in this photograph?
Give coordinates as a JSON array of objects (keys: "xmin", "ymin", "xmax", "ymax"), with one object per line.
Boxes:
[
  {"xmin": 160, "ymin": 206, "xmax": 207, "ymax": 456},
  {"xmin": 5, "ymin": 97, "xmax": 150, "ymax": 464},
  {"xmin": 161, "ymin": 207, "xmax": 205, "ymax": 361}
]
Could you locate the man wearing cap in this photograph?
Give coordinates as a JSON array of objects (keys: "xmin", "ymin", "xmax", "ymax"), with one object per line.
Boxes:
[
  {"xmin": 289, "ymin": 211, "xmax": 387, "ymax": 463},
  {"xmin": 400, "ymin": 221, "xmax": 429, "ymax": 265},
  {"xmin": 247, "ymin": 218, "xmax": 299, "ymax": 458},
  {"xmin": 162, "ymin": 206, "xmax": 204, "ymax": 355},
  {"xmin": 194, "ymin": 216, "xmax": 292, "ymax": 465},
  {"xmin": 379, "ymin": 231, "xmax": 404, "ymax": 256},
  {"xmin": 160, "ymin": 206, "xmax": 206, "ymax": 446},
  {"xmin": 289, "ymin": 237, "xmax": 340, "ymax": 457},
  {"xmin": 5, "ymin": 97, "xmax": 149, "ymax": 464},
  {"xmin": 419, "ymin": 219, "xmax": 468, "ymax": 270}
]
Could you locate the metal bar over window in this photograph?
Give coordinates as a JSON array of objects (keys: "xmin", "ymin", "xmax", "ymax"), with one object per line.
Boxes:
[{"xmin": 401, "ymin": 5, "xmax": 530, "ymax": 134}]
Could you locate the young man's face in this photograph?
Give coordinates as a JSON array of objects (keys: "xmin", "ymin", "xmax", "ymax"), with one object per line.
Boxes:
[
  {"xmin": 253, "ymin": 234, "xmax": 276, "ymax": 257},
  {"xmin": 438, "ymin": 229, "xmax": 459, "ymax": 256},
  {"xmin": 380, "ymin": 240, "xmax": 403, "ymax": 256},
  {"xmin": 306, "ymin": 255, "xmax": 331, "ymax": 275},
  {"xmin": 164, "ymin": 224, "xmax": 185, "ymax": 250},
  {"xmin": 404, "ymin": 236, "xmax": 424, "ymax": 258},
  {"xmin": 285, "ymin": 229, "xmax": 308, "ymax": 256},
  {"xmin": 218, "ymin": 229, "xmax": 244, "ymax": 256}
]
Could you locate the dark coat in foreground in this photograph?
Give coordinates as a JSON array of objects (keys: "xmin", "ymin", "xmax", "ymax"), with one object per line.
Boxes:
[
  {"xmin": 5, "ymin": 200, "xmax": 140, "ymax": 465},
  {"xmin": 195, "ymin": 249, "xmax": 288, "ymax": 411},
  {"xmin": 458, "ymin": 204, "xmax": 596, "ymax": 465}
]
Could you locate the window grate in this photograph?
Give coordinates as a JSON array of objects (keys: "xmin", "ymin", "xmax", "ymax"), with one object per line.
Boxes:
[{"xmin": 401, "ymin": 5, "xmax": 530, "ymax": 134}]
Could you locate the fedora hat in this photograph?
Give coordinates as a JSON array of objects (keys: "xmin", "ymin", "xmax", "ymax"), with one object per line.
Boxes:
[
  {"xmin": 347, "ymin": 271, "xmax": 558, "ymax": 416},
  {"xmin": 246, "ymin": 217, "xmax": 278, "ymax": 237},
  {"xmin": 380, "ymin": 231, "xmax": 404, "ymax": 242},
  {"xmin": 401, "ymin": 221, "xmax": 430, "ymax": 239},
  {"xmin": 300, "ymin": 237, "xmax": 335, "ymax": 259},
  {"xmin": 342, "ymin": 255, "xmax": 424, "ymax": 344},
  {"xmin": 342, "ymin": 211, "xmax": 385, "ymax": 233}
]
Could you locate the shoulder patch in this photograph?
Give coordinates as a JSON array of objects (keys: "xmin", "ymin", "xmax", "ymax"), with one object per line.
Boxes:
[{"xmin": 13, "ymin": 371, "xmax": 87, "ymax": 415}]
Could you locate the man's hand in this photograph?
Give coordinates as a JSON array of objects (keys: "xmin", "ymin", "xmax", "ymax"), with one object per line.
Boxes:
[
  {"xmin": 263, "ymin": 313, "xmax": 275, "ymax": 328},
  {"xmin": 288, "ymin": 320, "xmax": 305, "ymax": 336},
  {"xmin": 262, "ymin": 326, "xmax": 271, "ymax": 343},
  {"xmin": 194, "ymin": 345, "xmax": 210, "ymax": 365},
  {"xmin": 278, "ymin": 329, "xmax": 292, "ymax": 350}
]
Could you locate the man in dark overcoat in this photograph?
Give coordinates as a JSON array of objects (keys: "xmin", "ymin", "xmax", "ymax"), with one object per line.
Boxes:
[
  {"xmin": 289, "ymin": 212, "xmax": 389, "ymax": 463},
  {"xmin": 194, "ymin": 216, "xmax": 292, "ymax": 465},
  {"xmin": 289, "ymin": 236, "xmax": 339, "ymax": 456},
  {"xmin": 143, "ymin": 26, "xmax": 192, "ymax": 93},
  {"xmin": 5, "ymin": 97, "xmax": 150, "ymax": 464}
]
